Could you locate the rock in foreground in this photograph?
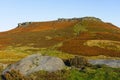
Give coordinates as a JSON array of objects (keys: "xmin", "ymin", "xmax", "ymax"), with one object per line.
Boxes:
[
  {"xmin": 64, "ymin": 56, "xmax": 89, "ymax": 70},
  {"xmin": 2, "ymin": 54, "xmax": 65, "ymax": 76},
  {"xmin": 88, "ymin": 59, "xmax": 120, "ymax": 68}
]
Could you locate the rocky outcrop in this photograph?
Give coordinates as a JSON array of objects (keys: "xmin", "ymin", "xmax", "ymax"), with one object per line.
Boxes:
[
  {"xmin": 81, "ymin": 17, "xmax": 102, "ymax": 22},
  {"xmin": 88, "ymin": 59, "xmax": 120, "ymax": 68},
  {"xmin": 57, "ymin": 17, "xmax": 102, "ymax": 22},
  {"xmin": 18, "ymin": 22, "xmax": 32, "ymax": 27},
  {"xmin": 58, "ymin": 18, "xmax": 81, "ymax": 22},
  {"xmin": 2, "ymin": 54, "xmax": 65, "ymax": 76}
]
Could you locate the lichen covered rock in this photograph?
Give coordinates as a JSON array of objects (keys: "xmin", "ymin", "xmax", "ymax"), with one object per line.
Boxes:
[{"xmin": 2, "ymin": 54, "xmax": 65, "ymax": 76}]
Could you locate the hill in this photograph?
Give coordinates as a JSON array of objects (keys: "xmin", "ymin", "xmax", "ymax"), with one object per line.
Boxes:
[{"xmin": 0, "ymin": 17, "xmax": 120, "ymax": 59}]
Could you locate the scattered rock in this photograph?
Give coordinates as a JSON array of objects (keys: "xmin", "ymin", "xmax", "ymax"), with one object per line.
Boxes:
[
  {"xmin": 64, "ymin": 56, "xmax": 88, "ymax": 69},
  {"xmin": 2, "ymin": 54, "xmax": 65, "ymax": 76},
  {"xmin": 88, "ymin": 59, "xmax": 120, "ymax": 68}
]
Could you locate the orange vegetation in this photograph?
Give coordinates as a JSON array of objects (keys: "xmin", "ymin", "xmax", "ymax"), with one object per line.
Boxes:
[
  {"xmin": 0, "ymin": 18, "xmax": 120, "ymax": 57},
  {"xmin": 58, "ymin": 32, "xmax": 120, "ymax": 57},
  {"xmin": 4, "ymin": 20, "xmax": 79, "ymax": 34}
]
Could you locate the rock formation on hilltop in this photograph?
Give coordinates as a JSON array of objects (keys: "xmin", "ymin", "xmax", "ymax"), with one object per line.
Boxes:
[{"xmin": 18, "ymin": 22, "xmax": 32, "ymax": 27}]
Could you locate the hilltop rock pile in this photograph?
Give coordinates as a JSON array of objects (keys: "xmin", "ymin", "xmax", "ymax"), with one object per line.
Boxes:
[
  {"xmin": 18, "ymin": 22, "xmax": 32, "ymax": 27},
  {"xmin": 57, "ymin": 17, "xmax": 102, "ymax": 22},
  {"xmin": 81, "ymin": 17, "xmax": 102, "ymax": 22}
]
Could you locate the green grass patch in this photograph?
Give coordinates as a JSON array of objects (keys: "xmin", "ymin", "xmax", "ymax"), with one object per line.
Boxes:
[
  {"xmin": 84, "ymin": 40, "xmax": 120, "ymax": 52},
  {"xmin": 67, "ymin": 66, "xmax": 120, "ymax": 80},
  {"xmin": 27, "ymin": 66, "xmax": 120, "ymax": 80},
  {"xmin": 39, "ymin": 48, "xmax": 75, "ymax": 60},
  {"xmin": 0, "ymin": 46, "xmax": 31, "ymax": 63},
  {"xmin": 73, "ymin": 22, "xmax": 88, "ymax": 35},
  {"xmin": 0, "ymin": 46, "xmax": 75, "ymax": 63}
]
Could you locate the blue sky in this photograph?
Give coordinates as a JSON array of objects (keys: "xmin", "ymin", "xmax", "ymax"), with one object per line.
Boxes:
[{"xmin": 0, "ymin": 0, "xmax": 120, "ymax": 32}]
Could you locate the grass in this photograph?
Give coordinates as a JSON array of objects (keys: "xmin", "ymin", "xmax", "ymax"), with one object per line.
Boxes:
[
  {"xmin": 73, "ymin": 22, "xmax": 88, "ymax": 35},
  {"xmin": 0, "ymin": 51, "xmax": 28, "ymax": 64},
  {"xmin": 0, "ymin": 46, "xmax": 75, "ymax": 80},
  {"xmin": 67, "ymin": 66, "xmax": 120, "ymax": 80},
  {"xmin": 1, "ymin": 65, "xmax": 120, "ymax": 80},
  {"xmin": 84, "ymin": 40, "xmax": 120, "ymax": 51},
  {"xmin": 39, "ymin": 48, "xmax": 75, "ymax": 60},
  {"xmin": 29, "ymin": 70, "xmax": 70, "ymax": 80},
  {"xmin": 0, "ymin": 46, "xmax": 30, "ymax": 63},
  {"xmin": 0, "ymin": 46, "xmax": 75, "ymax": 63},
  {"xmin": 0, "ymin": 46, "xmax": 120, "ymax": 80}
]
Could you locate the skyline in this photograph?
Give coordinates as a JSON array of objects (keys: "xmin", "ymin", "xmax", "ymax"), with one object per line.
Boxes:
[{"xmin": 0, "ymin": 0, "xmax": 120, "ymax": 32}]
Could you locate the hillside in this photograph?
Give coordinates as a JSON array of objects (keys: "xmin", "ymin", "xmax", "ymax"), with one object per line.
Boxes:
[
  {"xmin": 0, "ymin": 17, "xmax": 120, "ymax": 80},
  {"xmin": 4, "ymin": 19, "xmax": 79, "ymax": 33},
  {"xmin": 0, "ymin": 17, "xmax": 120, "ymax": 58}
]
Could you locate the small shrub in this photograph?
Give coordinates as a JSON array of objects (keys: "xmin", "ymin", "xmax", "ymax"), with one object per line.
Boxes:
[{"xmin": 2, "ymin": 69, "xmax": 32, "ymax": 80}]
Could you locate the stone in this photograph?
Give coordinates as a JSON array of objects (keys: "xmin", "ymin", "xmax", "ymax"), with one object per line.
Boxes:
[
  {"xmin": 88, "ymin": 59, "xmax": 120, "ymax": 68},
  {"xmin": 64, "ymin": 56, "xmax": 88, "ymax": 69},
  {"xmin": 2, "ymin": 54, "xmax": 65, "ymax": 76},
  {"xmin": 18, "ymin": 22, "xmax": 32, "ymax": 27}
]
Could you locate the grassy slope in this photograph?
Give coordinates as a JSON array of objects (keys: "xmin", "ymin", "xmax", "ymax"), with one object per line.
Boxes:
[
  {"xmin": 0, "ymin": 18, "xmax": 120, "ymax": 59},
  {"xmin": 58, "ymin": 20, "xmax": 120, "ymax": 57}
]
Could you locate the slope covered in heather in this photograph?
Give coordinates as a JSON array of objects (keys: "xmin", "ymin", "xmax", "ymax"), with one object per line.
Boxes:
[
  {"xmin": 0, "ymin": 17, "xmax": 120, "ymax": 80},
  {"xmin": 0, "ymin": 17, "xmax": 120, "ymax": 58}
]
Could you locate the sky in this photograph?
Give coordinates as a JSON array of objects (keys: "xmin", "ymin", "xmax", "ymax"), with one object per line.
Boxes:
[{"xmin": 0, "ymin": 0, "xmax": 120, "ymax": 32}]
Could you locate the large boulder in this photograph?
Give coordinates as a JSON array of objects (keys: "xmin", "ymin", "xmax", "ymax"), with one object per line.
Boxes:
[{"xmin": 2, "ymin": 54, "xmax": 65, "ymax": 76}]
